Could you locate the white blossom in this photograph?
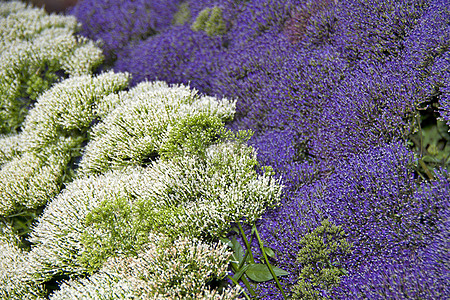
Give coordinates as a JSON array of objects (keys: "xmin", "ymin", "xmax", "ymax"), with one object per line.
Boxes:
[
  {"xmin": 78, "ymin": 80, "xmax": 236, "ymax": 175},
  {"xmin": 0, "ymin": 237, "xmax": 44, "ymax": 299},
  {"xmin": 0, "ymin": 1, "xmax": 104, "ymax": 134},
  {"xmin": 50, "ymin": 233, "xmax": 241, "ymax": 300}
]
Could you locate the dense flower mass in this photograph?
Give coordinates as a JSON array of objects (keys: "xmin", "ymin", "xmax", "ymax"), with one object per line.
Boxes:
[
  {"xmin": 0, "ymin": 0, "xmax": 449, "ymax": 299},
  {"xmin": 69, "ymin": 0, "xmax": 183, "ymax": 61}
]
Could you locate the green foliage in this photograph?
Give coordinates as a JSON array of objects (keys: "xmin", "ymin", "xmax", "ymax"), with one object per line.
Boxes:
[
  {"xmin": 160, "ymin": 113, "xmax": 224, "ymax": 159},
  {"xmin": 222, "ymin": 222, "xmax": 289, "ymax": 299},
  {"xmin": 192, "ymin": 8, "xmax": 211, "ymax": 31},
  {"xmin": 191, "ymin": 6, "xmax": 227, "ymax": 36},
  {"xmin": 410, "ymin": 115, "xmax": 450, "ymax": 179},
  {"xmin": 172, "ymin": 2, "xmax": 191, "ymax": 25},
  {"xmin": 81, "ymin": 197, "xmax": 148, "ymax": 272},
  {"xmin": 292, "ymin": 219, "xmax": 352, "ymax": 300}
]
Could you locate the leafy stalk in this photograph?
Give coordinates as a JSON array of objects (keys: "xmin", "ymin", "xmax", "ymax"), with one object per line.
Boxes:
[
  {"xmin": 238, "ymin": 222, "xmax": 255, "ymax": 264},
  {"xmin": 254, "ymin": 224, "xmax": 288, "ymax": 299},
  {"xmin": 230, "ymin": 261, "xmax": 257, "ymax": 296}
]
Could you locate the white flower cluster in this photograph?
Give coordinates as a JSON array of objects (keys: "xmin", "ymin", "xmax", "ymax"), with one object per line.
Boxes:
[
  {"xmin": 0, "ymin": 1, "xmax": 104, "ymax": 134},
  {"xmin": 28, "ymin": 143, "xmax": 281, "ymax": 280},
  {"xmin": 0, "ymin": 134, "xmax": 21, "ymax": 165},
  {"xmin": 0, "ymin": 71, "xmax": 130, "ymax": 215},
  {"xmin": 50, "ymin": 233, "xmax": 241, "ymax": 300},
  {"xmin": 0, "ymin": 237, "xmax": 44, "ymax": 300},
  {"xmin": 0, "ymin": 25, "xmax": 281, "ymax": 295},
  {"xmin": 78, "ymin": 81, "xmax": 236, "ymax": 176},
  {"xmin": 14, "ymin": 76, "xmax": 282, "ymax": 298}
]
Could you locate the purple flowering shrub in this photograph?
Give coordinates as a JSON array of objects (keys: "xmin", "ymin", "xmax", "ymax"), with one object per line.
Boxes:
[
  {"xmin": 115, "ymin": 24, "xmax": 225, "ymax": 92},
  {"xmin": 69, "ymin": 0, "xmax": 450, "ymax": 298},
  {"xmin": 69, "ymin": 0, "xmax": 182, "ymax": 61},
  {"xmin": 334, "ymin": 168, "xmax": 450, "ymax": 299}
]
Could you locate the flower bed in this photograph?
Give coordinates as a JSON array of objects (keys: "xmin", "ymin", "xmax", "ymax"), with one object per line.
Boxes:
[{"xmin": 0, "ymin": 0, "xmax": 449, "ymax": 299}]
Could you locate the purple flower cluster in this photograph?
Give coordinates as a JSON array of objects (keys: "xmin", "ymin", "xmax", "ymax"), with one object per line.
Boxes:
[
  {"xmin": 115, "ymin": 24, "xmax": 224, "ymax": 92},
  {"xmin": 70, "ymin": 0, "xmax": 182, "ymax": 61},
  {"xmin": 70, "ymin": 0, "xmax": 450, "ymax": 298}
]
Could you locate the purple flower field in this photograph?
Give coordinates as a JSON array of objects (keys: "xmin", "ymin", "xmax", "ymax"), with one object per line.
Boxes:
[{"xmin": 24, "ymin": 0, "xmax": 449, "ymax": 298}]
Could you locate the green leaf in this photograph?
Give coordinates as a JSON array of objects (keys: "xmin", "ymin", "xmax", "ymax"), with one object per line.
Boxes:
[
  {"xmin": 245, "ymin": 263, "xmax": 289, "ymax": 282},
  {"xmin": 231, "ymin": 226, "xmax": 240, "ymax": 234},
  {"xmin": 231, "ymin": 236, "xmax": 245, "ymax": 264},
  {"xmin": 233, "ymin": 264, "xmax": 250, "ymax": 282},
  {"xmin": 263, "ymin": 246, "xmax": 276, "ymax": 258}
]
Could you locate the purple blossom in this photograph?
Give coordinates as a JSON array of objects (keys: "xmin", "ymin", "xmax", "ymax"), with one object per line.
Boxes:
[
  {"xmin": 334, "ymin": 169, "xmax": 450, "ymax": 299},
  {"xmin": 331, "ymin": 0, "xmax": 428, "ymax": 62},
  {"xmin": 115, "ymin": 24, "xmax": 225, "ymax": 93},
  {"xmin": 69, "ymin": 0, "xmax": 182, "ymax": 61}
]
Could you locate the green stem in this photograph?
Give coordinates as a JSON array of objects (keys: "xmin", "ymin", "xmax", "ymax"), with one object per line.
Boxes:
[
  {"xmin": 416, "ymin": 114, "xmax": 423, "ymax": 158},
  {"xmin": 254, "ymin": 225, "xmax": 287, "ymax": 299},
  {"xmin": 227, "ymin": 275, "xmax": 252, "ymax": 300},
  {"xmin": 238, "ymin": 221, "xmax": 255, "ymax": 263},
  {"xmin": 418, "ymin": 158, "xmax": 435, "ymax": 180}
]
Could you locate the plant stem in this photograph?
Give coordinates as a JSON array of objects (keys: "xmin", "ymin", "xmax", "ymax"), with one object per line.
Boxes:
[
  {"xmin": 238, "ymin": 221, "xmax": 255, "ymax": 263},
  {"xmin": 254, "ymin": 225, "xmax": 288, "ymax": 299},
  {"xmin": 227, "ymin": 275, "xmax": 252, "ymax": 300}
]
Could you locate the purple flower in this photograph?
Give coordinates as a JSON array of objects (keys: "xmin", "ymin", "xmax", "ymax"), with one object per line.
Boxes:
[
  {"xmin": 115, "ymin": 24, "xmax": 225, "ymax": 93},
  {"xmin": 69, "ymin": 0, "xmax": 182, "ymax": 61}
]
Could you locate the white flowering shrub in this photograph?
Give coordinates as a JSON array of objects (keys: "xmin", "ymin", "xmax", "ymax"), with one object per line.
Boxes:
[
  {"xmin": 28, "ymin": 142, "xmax": 281, "ymax": 278},
  {"xmin": 0, "ymin": 1, "xmax": 103, "ymax": 134},
  {"xmin": 0, "ymin": 134, "xmax": 21, "ymax": 165},
  {"xmin": 50, "ymin": 233, "xmax": 241, "ymax": 300},
  {"xmin": 0, "ymin": 237, "xmax": 44, "ymax": 299},
  {"xmin": 14, "ymin": 73, "xmax": 281, "ymax": 299},
  {"xmin": 78, "ymin": 81, "xmax": 236, "ymax": 176},
  {"xmin": 0, "ymin": 72, "xmax": 130, "ymax": 216},
  {"xmin": 0, "ymin": 10, "xmax": 281, "ymax": 295}
]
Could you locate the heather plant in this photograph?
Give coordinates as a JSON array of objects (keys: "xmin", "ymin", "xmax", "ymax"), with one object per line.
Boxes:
[
  {"xmin": 0, "ymin": 1, "xmax": 103, "ymax": 135},
  {"xmin": 331, "ymin": 0, "xmax": 428, "ymax": 63},
  {"xmin": 312, "ymin": 59, "xmax": 419, "ymax": 162},
  {"xmin": 334, "ymin": 169, "xmax": 449, "ymax": 298},
  {"xmin": 115, "ymin": 24, "xmax": 225, "ymax": 92},
  {"xmin": 283, "ymin": 0, "xmax": 337, "ymax": 45}
]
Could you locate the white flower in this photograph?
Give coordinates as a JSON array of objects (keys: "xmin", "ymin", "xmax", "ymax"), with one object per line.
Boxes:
[
  {"xmin": 0, "ymin": 1, "xmax": 104, "ymax": 134},
  {"xmin": 49, "ymin": 233, "xmax": 241, "ymax": 300}
]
